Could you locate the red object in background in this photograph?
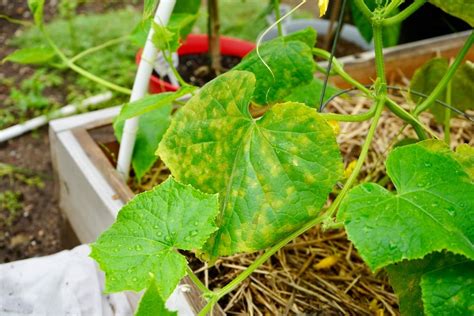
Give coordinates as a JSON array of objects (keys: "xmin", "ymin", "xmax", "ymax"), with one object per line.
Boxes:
[{"xmin": 136, "ymin": 34, "xmax": 255, "ymax": 94}]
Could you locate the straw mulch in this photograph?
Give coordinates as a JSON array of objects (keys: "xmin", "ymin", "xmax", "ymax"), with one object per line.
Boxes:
[{"xmin": 131, "ymin": 88, "xmax": 473, "ymax": 315}]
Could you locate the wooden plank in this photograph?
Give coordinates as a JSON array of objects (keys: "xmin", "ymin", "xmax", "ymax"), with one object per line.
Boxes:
[
  {"xmin": 73, "ymin": 127, "xmax": 134, "ymax": 203},
  {"xmin": 54, "ymin": 130, "xmax": 123, "ymax": 243},
  {"xmin": 328, "ymin": 30, "xmax": 474, "ymax": 88}
]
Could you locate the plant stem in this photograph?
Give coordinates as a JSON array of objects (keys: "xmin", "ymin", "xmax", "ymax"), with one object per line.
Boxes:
[
  {"xmin": 186, "ymin": 266, "xmax": 212, "ymax": 295},
  {"xmin": 324, "ymin": 23, "xmax": 388, "ymax": 221},
  {"xmin": 43, "ymin": 31, "xmax": 131, "ymax": 95},
  {"xmin": 313, "ymin": 47, "xmax": 431, "ymax": 139},
  {"xmin": 323, "ymin": 96, "xmax": 385, "ymax": 220},
  {"xmin": 382, "ymin": 0, "xmax": 403, "ymax": 17},
  {"xmin": 320, "ymin": 109, "xmax": 375, "ymax": 122},
  {"xmin": 383, "ymin": 0, "xmax": 426, "ymax": 25},
  {"xmin": 353, "ymin": 0, "xmax": 372, "ymax": 20},
  {"xmin": 208, "ymin": 0, "xmax": 222, "ymax": 74},
  {"xmin": 198, "ymin": 214, "xmax": 328, "ymax": 316},
  {"xmin": 273, "ymin": 0, "xmax": 283, "ymax": 37},
  {"xmin": 414, "ymin": 31, "xmax": 474, "ymax": 116},
  {"xmin": 70, "ymin": 35, "xmax": 130, "ymax": 63},
  {"xmin": 444, "ymin": 80, "xmax": 452, "ymax": 144}
]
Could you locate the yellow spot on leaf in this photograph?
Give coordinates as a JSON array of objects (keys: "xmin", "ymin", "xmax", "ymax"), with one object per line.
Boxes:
[
  {"xmin": 328, "ymin": 120, "xmax": 340, "ymax": 135},
  {"xmin": 286, "ymin": 186, "xmax": 296, "ymax": 195},
  {"xmin": 304, "ymin": 173, "xmax": 316, "ymax": 184}
]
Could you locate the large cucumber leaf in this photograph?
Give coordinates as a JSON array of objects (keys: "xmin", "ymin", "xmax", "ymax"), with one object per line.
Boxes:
[
  {"xmin": 234, "ymin": 28, "xmax": 317, "ymax": 105},
  {"xmin": 90, "ymin": 178, "xmax": 219, "ymax": 299},
  {"xmin": 158, "ymin": 70, "xmax": 343, "ymax": 259},
  {"xmin": 338, "ymin": 140, "xmax": 474, "ymax": 271},
  {"xmin": 387, "ymin": 252, "xmax": 473, "ymax": 316},
  {"xmin": 429, "ymin": 0, "xmax": 474, "ymax": 26},
  {"xmin": 282, "ymin": 78, "xmax": 340, "ymax": 107},
  {"xmin": 410, "ymin": 58, "xmax": 474, "ymax": 123},
  {"xmin": 421, "ymin": 259, "xmax": 474, "ymax": 315}
]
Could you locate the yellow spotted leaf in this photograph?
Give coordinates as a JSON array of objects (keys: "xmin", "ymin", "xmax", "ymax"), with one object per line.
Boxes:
[{"xmin": 158, "ymin": 70, "xmax": 343, "ymax": 259}]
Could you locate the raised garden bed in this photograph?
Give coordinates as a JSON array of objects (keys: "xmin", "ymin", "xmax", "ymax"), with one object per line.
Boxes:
[{"xmin": 49, "ymin": 30, "xmax": 473, "ymax": 315}]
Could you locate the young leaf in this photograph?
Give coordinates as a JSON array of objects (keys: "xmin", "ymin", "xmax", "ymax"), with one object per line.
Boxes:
[
  {"xmin": 90, "ymin": 178, "xmax": 219, "ymax": 299},
  {"xmin": 234, "ymin": 28, "xmax": 317, "ymax": 105},
  {"xmin": 28, "ymin": 0, "xmax": 45, "ymax": 28},
  {"xmin": 158, "ymin": 70, "xmax": 343, "ymax": 259},
  {"xmin": 410, "ymin": 59, "xmax": 474, "ymax": 123},
  {"xmin": 2, "ymin": 47, "xmax": 55, "ymax": 65},
  {"xmin": 386, "ymin": 252, "xmax": 471, "ymax": 316},
  {"xmin": 429, "ymin": 0, "xmax": 474, "ymax": 26},
  {"xmin": 115, "ymin": 85, "xmax": 194, "ymax": 123},
  {"xmin": 114, "ymin": 105, "xmax": 172, "ymax": 180},
  {"xmin": 152, "ymin": 23, "xmax": 180, "ymax": 52},
  {"xmin": 135, "ymin": 281, "xmax": 176, "ymax": 316},
  {"xmin": 337, "ymin": 140, "xmax": 474, "ymax": 271}
]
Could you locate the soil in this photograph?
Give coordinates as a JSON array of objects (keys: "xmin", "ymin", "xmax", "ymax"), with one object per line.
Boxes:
[
  {"xmin": 0, "ymin": 0, "xmax": 133, "ymax": 263},
  {"xmin": 162, "ymin": 54, "xmax": 242, "ymax": 87}
]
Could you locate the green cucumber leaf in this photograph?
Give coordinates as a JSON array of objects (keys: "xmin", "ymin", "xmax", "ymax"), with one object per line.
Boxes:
[
  {"xmin": 282, "ymin": 78, "xmax": 340, "ymax": 107},
  {"xmin": 350, "ymin": 0, "xmax": 401, "ymax": 46},
  {"xmin": 90, "ymin": 177, "xmax": 219, "ymax": 299},
  {"xmin": 158, "ymin": 70, "xmax": 343, "ymax": 259},
  {"xmin": 135, "ymin": 281, "xmax": 177, "ymax": 316},
  {"xmin": 234, "ymin": 28, "xmax": 317, "ymax": 105},
  {"xmin": 114, "ymin": 104, "xmax": 172, "ymax": 180},
  {"xmin": 410, "ymin": 58, "xmax": 474, "ymax": 123},
  {"xmin": 115, "ymin": 86, "xmax": 194, "ymax": 123},
  {"xmin": 429, "ymin": 0, "xmax": 474, "ymax": 26},
  {"xmin": 338, "ymin": 140, "xmax": 474, "ymax": 271},
  {"xmin": 2, "ymin": 47, "xmax": 56, "ymax": 65},
  {"xmin": 386, "ymin": 252, "xmax": 472, "ymax": 316},
  {"xmin": 421, "ymin": 259, "xmax": 474, "ymax": 315},
  {"xmin": 28, "ymin": 0, "xmax": 45, "ymax": 28}
]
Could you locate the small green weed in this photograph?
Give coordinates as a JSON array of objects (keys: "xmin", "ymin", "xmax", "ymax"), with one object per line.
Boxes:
[
  {"xmin": 0, "ymin": 190, "xmax": 22, "ymax": 226},
  {"xmin": 10, "ymin": 8, "xmax": 142, "ymax": 102}
]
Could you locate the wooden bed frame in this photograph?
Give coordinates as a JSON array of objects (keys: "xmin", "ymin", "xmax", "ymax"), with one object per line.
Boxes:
[{"xmin": 49, "ymin": 30, "xmax": 472, "ymax": 315}]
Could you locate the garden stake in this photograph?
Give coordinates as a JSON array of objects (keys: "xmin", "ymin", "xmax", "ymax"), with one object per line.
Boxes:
[{"xmin": 116, "ymin": 0, "xmax": 176, "ymax": 180}]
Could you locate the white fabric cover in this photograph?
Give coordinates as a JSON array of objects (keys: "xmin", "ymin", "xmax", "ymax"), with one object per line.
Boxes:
[
  {"xmin": 0, "ymin": 245, "xmax": 196, "ymax": 316},
  {"xmin": 0, "ymin": 245, "xmax": 132, "ymax": 316}
]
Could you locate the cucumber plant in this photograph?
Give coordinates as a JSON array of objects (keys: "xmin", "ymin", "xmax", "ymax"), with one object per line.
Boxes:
[
  {"xmin": 92, "ymin": 1, "xmax": 473, "ymax": 315},
  {"xmin": 23, "ymin": 0, "xmax": 474, "ymax": 315}
]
